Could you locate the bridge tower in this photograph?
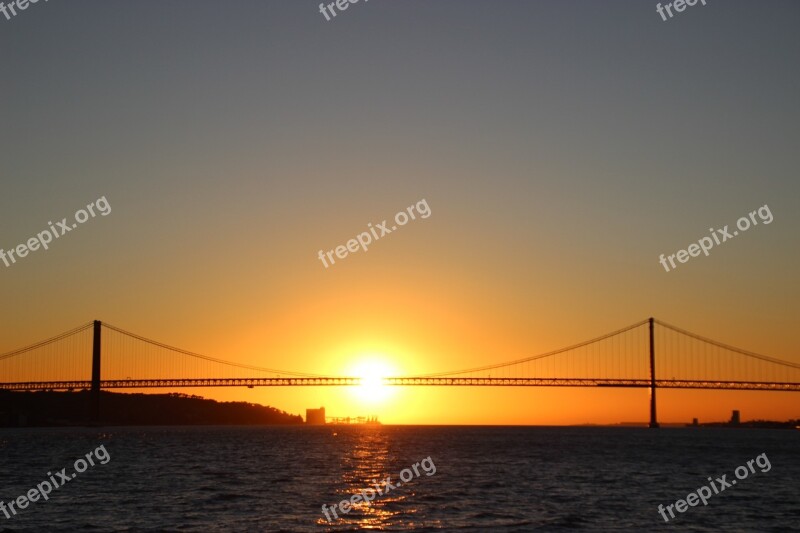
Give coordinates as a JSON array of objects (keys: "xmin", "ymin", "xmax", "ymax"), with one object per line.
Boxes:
[
  {"xmin": 90, "ymin": 320, "xmax": 101, "ymax": 424},
  {"xmin": 649, "ymin": 317, "xmax": 659, "ymax": 428}
]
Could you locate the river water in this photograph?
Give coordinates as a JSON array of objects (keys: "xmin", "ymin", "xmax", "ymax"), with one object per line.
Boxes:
[{"xmin": 0, "ymin": 426, "xmax": 797, "ymax": 531}]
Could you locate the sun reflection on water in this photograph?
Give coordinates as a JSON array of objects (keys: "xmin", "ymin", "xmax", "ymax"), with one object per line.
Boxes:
[{"xmin": 317, "ymin": 427, "xmax": 415, "ymax": 530}]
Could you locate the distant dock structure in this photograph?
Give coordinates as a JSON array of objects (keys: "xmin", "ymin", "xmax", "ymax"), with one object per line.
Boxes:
[
  {"xmin": 305, "ymin": 407, "xmax": 380, "ymax": 425},
  {"xmin": 306, "ymin": 407, "xmax": 326, "ymax": 425},
  {"xmin": 327, "ymin": 416, "xmax": 380, "ymax": 425}
]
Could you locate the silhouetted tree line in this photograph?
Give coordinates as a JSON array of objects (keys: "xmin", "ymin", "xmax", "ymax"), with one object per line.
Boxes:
[{"xmin": 0, "ymin": 390, "xmax": 303, "ymax": 426}]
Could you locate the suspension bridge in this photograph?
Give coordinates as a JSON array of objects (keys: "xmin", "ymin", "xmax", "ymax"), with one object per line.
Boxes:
[{"xmin": 1, "ymin": 318, "xmax": 799, "ymax": 427}]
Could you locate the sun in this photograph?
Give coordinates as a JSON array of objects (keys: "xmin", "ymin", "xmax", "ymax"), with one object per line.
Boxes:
[{"xmin": 349, "ymin": 357, "xmax": 396, "ymax": 404}]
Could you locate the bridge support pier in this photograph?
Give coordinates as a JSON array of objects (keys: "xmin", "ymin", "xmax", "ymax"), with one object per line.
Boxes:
[
  {"xmin": 90, "ymin": 320, "xmax": 101, "ymax": 425},
  {"xmin": 648, "ymin": 317, "xmax": 659, "ymax": 428}
]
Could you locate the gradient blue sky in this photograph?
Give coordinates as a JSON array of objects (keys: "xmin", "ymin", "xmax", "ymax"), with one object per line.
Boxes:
[{"xmin": 1, "ymin": 1, "xmax": 798, "ymax": 424}]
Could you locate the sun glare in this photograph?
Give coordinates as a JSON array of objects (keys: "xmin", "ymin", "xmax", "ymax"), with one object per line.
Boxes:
[{"xmin": 349, "ymin": 358, "xmax": 397, "ymax": 404}]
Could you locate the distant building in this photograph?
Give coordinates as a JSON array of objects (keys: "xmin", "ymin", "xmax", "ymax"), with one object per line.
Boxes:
[
  {"xmin": 692, "ymin": 418, "xmax": 698, "ymax": 426},
  {"xmin": 306, "ymin": 407, "xmax": 325, "ymax": 425},
  {"xmin": 730, "ymin": 410, "xmax": 740, "ymax": 426}
]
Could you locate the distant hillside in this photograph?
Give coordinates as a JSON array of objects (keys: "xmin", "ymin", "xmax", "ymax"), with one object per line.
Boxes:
[{"xmin": 0, "ymin": 390, "xmax": 303, "ymax": 427}]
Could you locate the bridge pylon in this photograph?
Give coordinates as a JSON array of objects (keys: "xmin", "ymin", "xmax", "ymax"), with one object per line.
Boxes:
[
  {"xmin": 649, "ymin": 317, "xmax": 659, "ymax": 428},
  {"xmin": 90, "ymin": 320, "xmax": 101, "ymax": 425}
]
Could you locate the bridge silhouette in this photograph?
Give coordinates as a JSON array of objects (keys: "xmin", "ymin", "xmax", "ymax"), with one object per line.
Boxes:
[{"xmin": 2, "ymin": 318, "xmax": 798, "ymax": 427}]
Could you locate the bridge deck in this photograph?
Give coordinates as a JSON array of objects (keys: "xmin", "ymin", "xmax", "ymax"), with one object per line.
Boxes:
[{"xmin": 1, "ymin": 377, "xmax": 798, "ymax": 391}]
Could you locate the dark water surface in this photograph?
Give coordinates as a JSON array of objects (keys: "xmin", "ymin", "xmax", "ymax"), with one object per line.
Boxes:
[{"xmin": 0, "ymin": 426, "xmax": 797, "ymax": 531}]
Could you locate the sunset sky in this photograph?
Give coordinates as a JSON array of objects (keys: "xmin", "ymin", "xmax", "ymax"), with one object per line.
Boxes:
[{"xmin": 2, "ymin": 1, "xmax": 798, "ymax": 425}]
